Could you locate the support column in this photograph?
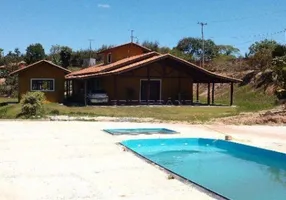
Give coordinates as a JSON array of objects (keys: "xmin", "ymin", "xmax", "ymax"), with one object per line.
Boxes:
[
  {"xmin": 196, "ymin": 83, "xmax": 199, "ymax": 102},
  {"xmin": 178, "ymin": 73, "xmax": 181, "ymax": 102},
  {"xmin": 147, "ymin": 66, "xmax": 150, "ymax": 105},
  {"xmin": 230, "ymin": 82, "xmax": 234, "ymax": 106},
  {"xmin": 190, "ymin": 80, "xmax": 193, "ymax": 104},
  {"xmin": 207, "ymin": 83, "xmax": 211, "ymax": 105},
  {"xmin": 72, "ymin": 80, "xmax": 75, "ymax": 97},
  {"xmin": 67, "ymin": 81, "xmax": 70, "ymax": 97},
  {"xmin": 84, "ymin": 79, "xmax": 87, "ymax": 106},
  {"xmin": 212, "ymin": 83, "xmax": 215, "ymax": 105},
  {"xmin": 113, "ymin": 76, "xmax": 118, "ymax": 105}
]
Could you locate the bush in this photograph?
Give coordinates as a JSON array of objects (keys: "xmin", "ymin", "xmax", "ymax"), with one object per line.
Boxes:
[
  {"xmin": 49, "ymin": 109, "xmax": 60, "ymax": 115},
  {"xmin": 20, "ymin": 91, "xmax": 45, "ymax": 117},
  {"xmin": 275, "ymin": 89, "xmax": 286, "ymax": 99}
]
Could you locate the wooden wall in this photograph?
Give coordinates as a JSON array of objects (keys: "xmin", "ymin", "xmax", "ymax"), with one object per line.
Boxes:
[
  {"xmin": 18, "ymin": 62, "xmax": 66, "ymax": 103},
  {"xmin": 102, "ymin": 44, "xmax": 145, "ymax": 64}
]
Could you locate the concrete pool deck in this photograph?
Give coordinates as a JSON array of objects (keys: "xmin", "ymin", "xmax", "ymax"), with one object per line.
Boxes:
[{"xmin": 0, "ymin": 121, "xmax": 285, "ymax": 200}]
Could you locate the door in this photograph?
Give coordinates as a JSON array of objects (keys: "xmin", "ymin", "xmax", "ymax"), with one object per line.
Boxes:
[{"xmin": 140, "ymin": 80, "xmax": 161, "ymax": 101}]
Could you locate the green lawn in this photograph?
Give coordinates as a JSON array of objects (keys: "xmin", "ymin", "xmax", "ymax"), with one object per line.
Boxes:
[
  {"xmin": 199, "ymin": 85, "xmax": 277, "ymax": 112},
  {"xmin": 0, "ymin": 85, "xmax": 278, "ymax": 122},
  {"xmin": 0, "ymin": 97, "xmax": 17, "ymax": 103}
]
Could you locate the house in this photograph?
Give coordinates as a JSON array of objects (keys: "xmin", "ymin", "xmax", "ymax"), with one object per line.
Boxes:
[
  {"xmin": 66, "ymin": 42, "xmax": 241, "ymax": 105},
  {"xmin": 10, "ymin": 60, "xmax": 71, "ymax": 103}
]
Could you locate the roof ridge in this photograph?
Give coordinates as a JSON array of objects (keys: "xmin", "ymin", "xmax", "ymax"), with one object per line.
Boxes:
[
  {"xmin": 10, "ymin": 60, "xmax": 71, "ymax": 76},
  {"xmin": 66, "ymin": 52, "xmax": 158, "ymax": 78},
  {"xmin": 97, "ymin": 42, "xmax": 152, "ymax": 54}
]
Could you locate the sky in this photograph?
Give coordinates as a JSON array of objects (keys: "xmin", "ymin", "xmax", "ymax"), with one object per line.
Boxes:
[{"xmin": 1, "ymin": 0, "xmax": 286, "ymax": 55}]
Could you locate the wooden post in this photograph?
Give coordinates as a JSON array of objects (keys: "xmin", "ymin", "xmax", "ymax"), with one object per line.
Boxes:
[
  {"xmin": 147, "ymin": 66, "xmax": 150, "ymax": 105},
  {"xmin": 72, "ymin": 80, "xmax": 74, "ymax": 97},
  {"xmin": 230, "ymin": 82, "xmax": 234, "ymax": 106},
  {"xmin": 207, "ymin": 83, "xmax": 211, "ymax": 105},
  {"xmin": 114, "ymin": 75, "xmax": 118, "ymax": 105},
  {"xmin": 212, "ymin": 83, "xmax": 215, "ymax": 105},
  {"xmin": 196, "ymin": 83, "xmax": 199, "ymax": 102},
  {"xmin": 67, "ymin": 81, "xmax": 70, "ymax": 97},
  {"xmin": 84, "ymin": 79, "xmax": 87, "ymax": 106},
  {"xmin": 190, "ymin": 80, "xmax": 193, "ymax": 104},
  {"xmin": 178, "ymin": 73, "xmax": 181, "ymax": 102}
]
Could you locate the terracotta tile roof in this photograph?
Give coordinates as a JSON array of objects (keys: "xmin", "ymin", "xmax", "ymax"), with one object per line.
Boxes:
[
  {"xmin": 67, "ymin": 53, "xmax": 242, "ymax": 83},
  {"xmin": 66, "ymin": 52, "xmax": 159, "ymax": 79},
  {"xmin": 10, "ymin": 60, "xmax": 71, "ymax": 75},
  {"xmin": 97, "ymin": 42, "xmax": 152, "ymax": 54}
]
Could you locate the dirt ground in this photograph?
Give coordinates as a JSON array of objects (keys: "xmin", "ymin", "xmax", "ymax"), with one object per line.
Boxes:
[{"xmin": 212, "ymin": 105, "xmax": 286, "ymax": 125}]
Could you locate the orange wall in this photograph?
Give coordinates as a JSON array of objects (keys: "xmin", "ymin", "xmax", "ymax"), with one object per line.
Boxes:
[
  {"xmin": 102, "ymin": 44, "xmax": 145, "ymax": 64},
  {"xmin": 18, "ymin": 63, "xmax": 66, "ymax": 103}
]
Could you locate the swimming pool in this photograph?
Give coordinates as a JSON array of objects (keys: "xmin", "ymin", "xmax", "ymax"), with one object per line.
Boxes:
[
  {"xmin": 121, "ymin": 138, "xmax": 286, "ymax": 200},
  {"xmin": 103, "ymin": 128, "xmax": 178, "ymax": 135}
]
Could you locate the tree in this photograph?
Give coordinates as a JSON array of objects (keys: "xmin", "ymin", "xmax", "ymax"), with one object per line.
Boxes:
[
  {"xmin": 272, "ymin": 56, "xmax": 286, "ymax": 89},
  {"xmin": 248, "ymin": 39, "xmax": 278, "ymax": 56},
  {"xmin": 49, "ymin": 45, "xmax": 62, "ymax": 65},
  {"xmin": 217, "ymin": 45, "xmax": 240, "ymax": 57},
  {"xmin": 176, "ymin": 37, "xmax": 218, "ymax": 61},
  {"xmin": 60, "ymin": 46, "xmax": 72, "ymax": 68},
  {"xmin": 248, "ymin": 48, "xmax": 273, "ymax": 70},
  {"xmin": 25, "ymin": 43, "xmax": 45, "ymax": 64},
  {"xmin": 169, "ymin": 48, "xmax": 194, "ymax": 62},
  {"xmin": 142, "ymin": 40, "xmax": 160, "ymax": 52},
  {"xmin": 272, "ymin": 44, "xmax": 286, "ymax": 58},
  {"xmin": 0, "ymin": 48, "xmax": 4, "ymax": 65},
  {"xmin": 0, "ymin": 48, "xmax": 3, "ymax": 58}
]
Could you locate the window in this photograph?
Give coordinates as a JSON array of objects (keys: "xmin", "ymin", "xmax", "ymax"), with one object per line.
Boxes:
[
  {"xmin": 107, "ymin": 53, "xmax": 112, "ymax": 63},
  {"xmin": 31, "ymin": 79, "xmax": 55, "ymax": 91}
]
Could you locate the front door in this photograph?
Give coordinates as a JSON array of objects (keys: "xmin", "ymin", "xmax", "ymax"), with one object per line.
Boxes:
[{"xmin": 140, "ymin": 80, "xmax": 161, "ymax": 101}]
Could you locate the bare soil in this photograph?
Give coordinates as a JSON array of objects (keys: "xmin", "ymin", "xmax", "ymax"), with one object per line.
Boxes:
[{"xmin": 212, "ymin": 105, "xmax": 286, "ymax": 125}]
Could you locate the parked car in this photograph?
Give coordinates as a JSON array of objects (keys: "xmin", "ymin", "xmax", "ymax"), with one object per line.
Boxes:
[{"xmin": 87, "ymin": 89, "xmax": 109, "ymax": 104}]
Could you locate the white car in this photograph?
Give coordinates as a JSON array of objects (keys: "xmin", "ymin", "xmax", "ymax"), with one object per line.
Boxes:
[{"xmin": 87, "ymin": 90, "xmax": 109, "ymax": 104}]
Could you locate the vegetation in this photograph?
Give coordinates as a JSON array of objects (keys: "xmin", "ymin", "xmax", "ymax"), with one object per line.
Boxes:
[
  {"xmin": 0, "ymin": 85, "xmax": 277, "ymax": 121},
  {"xmin": 20, "ymin": 91, "xmax": 45, "ymax": 118},
  {"xmin": 25, "ymin": 43, "xmax": 46, "ymax": 64}
]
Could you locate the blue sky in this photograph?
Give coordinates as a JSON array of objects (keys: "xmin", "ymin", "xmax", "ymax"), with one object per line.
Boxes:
[{"xmin": 1, "ymin": 0, "xmax": 286, "ymax": 55}]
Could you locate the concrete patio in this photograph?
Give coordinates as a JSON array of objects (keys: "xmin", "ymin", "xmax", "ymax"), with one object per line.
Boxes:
[{"xmin": 0, "ymin": 121, "xmax": 286, "ymax": 200}]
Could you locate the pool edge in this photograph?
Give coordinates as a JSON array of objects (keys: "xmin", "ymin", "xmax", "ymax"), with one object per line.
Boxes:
[{"xmin": 118, "ymin": 142, "xmax": 229, "ymax": 200}]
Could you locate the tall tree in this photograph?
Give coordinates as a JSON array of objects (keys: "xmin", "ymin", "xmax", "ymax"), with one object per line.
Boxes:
[
  {"xmin": 272, "ymin": 44, "xmax": 286, "ymax": 58},
  {"xmin": 248, "ymin": 39, "xmax": 278, "ymax": 55},
  {"xmin": 217, "ymin": 45, "xmax": 240, "ymax": 57},
  {"xmin": 141, "ymin": 40, "xmax": 160, "ymax": 52},
  {"xmin": 49, "ymin": 45, "xmax": 62, "ymax": 65},
  {"xmin": 25, "ymin": 43, "xmax": 45, "ymax": 64},
  {"xmin": 60, "ymin": 46, "xmax": 72, "ymax": 68},
  {"xmin": 176, "ymin": 37, "xmax": 218, "ymax": 60}
]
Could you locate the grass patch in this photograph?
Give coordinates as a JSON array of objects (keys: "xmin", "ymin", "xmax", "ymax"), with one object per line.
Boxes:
[
  {"xmin": 199, "ymin": 85, "xmax": 277, "ymax": 112},
  {"xmin": 0, "ymin": 97, "xmax": 17, "ymax": 103},
  {"xmin": 0, "ymin": 85, "xmax": 278, "ymax": 122},
  {"xmin": 215, "ymin": 85, "xmax": 277, "ymax": 112},
  {"xmin": 45, "ymin": 104, "xmax": 237, "ymax": 122}
]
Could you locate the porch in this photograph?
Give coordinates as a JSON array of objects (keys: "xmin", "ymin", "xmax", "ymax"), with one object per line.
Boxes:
[
  {"xmin": 64, "ymin": 78, "xmax": 235, "ymax": 106},
  {"xmin": 65, "ymin": 55, "xmax": 240, "ymax": 106}
]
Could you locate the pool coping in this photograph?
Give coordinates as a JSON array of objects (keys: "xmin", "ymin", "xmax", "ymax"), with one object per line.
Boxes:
[
  {"xmin": 103, "ymin": 128, "xmax": 179, "ymax": 136},
  {"xmin": 118, "ymin": 142, "xmax": 229, "ymax": 200}
]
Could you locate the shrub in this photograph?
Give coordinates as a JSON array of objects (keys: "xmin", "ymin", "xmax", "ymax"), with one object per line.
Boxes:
[
  {"xmin": 20, "ymin": 91, "xmax": 45, "ymax": 117},
  {"xmin": 49, "ymin": 109, "xmax": 60, "ymax": 115},
  {"xmin": 275, "ymin": 89, "xmax": 286, "ymax": 99}
]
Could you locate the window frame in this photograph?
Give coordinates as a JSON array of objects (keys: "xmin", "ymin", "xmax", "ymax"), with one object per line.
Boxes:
[
  {"xmin": 30, "ymin": 78, "xmax": 55, "ymax": 92},
  {"xmin": 107, "ymin": 53, "xmax": 112, "ymax": 64}
]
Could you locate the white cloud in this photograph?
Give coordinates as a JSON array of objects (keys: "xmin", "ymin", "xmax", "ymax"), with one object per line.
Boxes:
[{"xmin": 98, "ymin": 4, "xmax": 110, "ymax": 8}]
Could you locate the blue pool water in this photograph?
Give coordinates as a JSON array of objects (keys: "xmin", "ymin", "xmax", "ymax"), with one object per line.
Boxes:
[
  {"xmin": 121, "ymin": 138, "xmax": 286, "ymax": 200},
  {"xmin": 103, "ymin": 128, "xmax": 177, "ymax": 135}
]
